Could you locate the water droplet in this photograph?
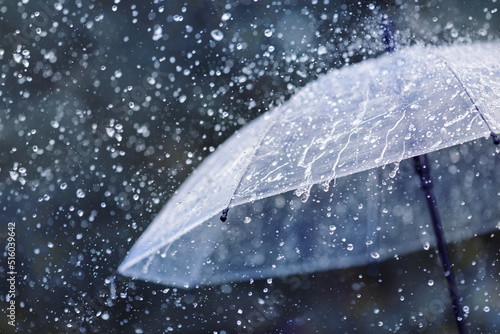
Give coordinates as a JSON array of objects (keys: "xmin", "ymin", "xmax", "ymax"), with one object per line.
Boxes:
[
  {"xmin": 10, "ymin": 171, "xmax": 19, "ymax": 181},
  {"xmin": 152, "ymin": 25, "xmax": 163, "ymax": 41},
  {"xmin": 294, "ymin": 185, "xmax": 311, "ymax": 203},
  {"xmin": 264, "ymin": 29, "xmax": 273, "ymax": 37},
  {"xmin": 370, "ymin": 252, "xmax": 380, "ymax": 259},
  {"xmin": 210, "ymin": 29, "xmax": 224, "ymax": 41},
  {"xmin": 76, "ymin": 189, "xmax": 86, "ymax": 198},
  {"xmin": 428, "ymin": 280, "xmax": 434, "ymax": 286},
  {"xmin": 389, "ymin": 162, "xmax": 400, "ymax": 178},
  {"xmin": 347, "ymin": 243, "xmax": 354, "ymax": 251},
  {"xmin": 423, "ymin": 242, "xmax": 430, "ymax": 250},
  {"xmin": 483, "ymin": 306, "xmax": 490, "ymax": 312},
  {"xmin": 244, "ymin": 216, "xmax": 252, "ymax": 224},
  {"xmin": 321, "ymin": 180, "xmax": 330, "ymax": 192},
  {"xmin": 220, "ymin": 284, "xmax": 232, "ymax": 294}
]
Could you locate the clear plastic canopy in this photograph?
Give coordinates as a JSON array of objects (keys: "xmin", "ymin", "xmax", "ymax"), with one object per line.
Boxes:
[{"xmin": 119, "ymin": 41, "xmax": 500, "ymax": 288}]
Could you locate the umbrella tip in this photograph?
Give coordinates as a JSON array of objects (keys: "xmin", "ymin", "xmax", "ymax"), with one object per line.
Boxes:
[
  {"xmin": 220, "ymin": 207, "xmax": 229, "ymax": 222},
  {"xmin": 491, "ymin": 132, "xmax": 500, "ymax": 145}
]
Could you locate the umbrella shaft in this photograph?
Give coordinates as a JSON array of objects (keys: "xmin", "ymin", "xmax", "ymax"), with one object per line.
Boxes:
[{"xmin": 413, "ymin": 155, "xmax": 467, "ymax": 334}]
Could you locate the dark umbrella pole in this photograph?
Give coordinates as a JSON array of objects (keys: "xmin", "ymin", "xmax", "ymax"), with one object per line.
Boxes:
[
  {"xmin": 413, "ymin": 155, "xmax": 467, "ymax": 334},
  {"xmin": 380, "ymin": 17, "xmax": 467, "ymax": 332}
]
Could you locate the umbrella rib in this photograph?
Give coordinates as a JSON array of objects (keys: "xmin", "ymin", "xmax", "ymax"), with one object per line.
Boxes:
[
  {"xmin": 438, "ymin": 56, "xmax": 500, "ymax": 145},
  {"xmin": 220, "ymin": 109, "xmax": 282, "ymax": 222}
]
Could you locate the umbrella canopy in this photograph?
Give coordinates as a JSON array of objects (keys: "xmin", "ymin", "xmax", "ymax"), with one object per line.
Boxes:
[{"xmin": 118, "ymin": 41, "xmax": 500, "ymax": 288}]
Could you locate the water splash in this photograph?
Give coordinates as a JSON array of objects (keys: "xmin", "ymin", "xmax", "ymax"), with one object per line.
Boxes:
[
  {"xmin": 320, "ymin": 180, "xmax": 330, "ymax": 192},
  {"xmin": 294, "ymin": 184, "xmax": 312, "ymax": 202}
]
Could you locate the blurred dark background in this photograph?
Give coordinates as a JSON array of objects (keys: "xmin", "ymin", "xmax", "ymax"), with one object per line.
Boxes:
[{"xmin": 0, "ymin": 0, "xmax": 499, "ymax": 333}]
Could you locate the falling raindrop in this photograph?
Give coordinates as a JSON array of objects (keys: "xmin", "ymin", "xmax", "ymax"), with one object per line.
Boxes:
[
  {"xmin": 152, "ymin": 25, "xmax": 163, "ymax": 41},
  {"xmin": 76, "ymin": 189, "xmax": 86, "ymax": 198},
  {"xmin": 220, "ymin": 284, "xmax": 232, "ymax": 294},
  {"xmin": 210, "ymin": 29, "xmax": 224, "ymax": 41}
]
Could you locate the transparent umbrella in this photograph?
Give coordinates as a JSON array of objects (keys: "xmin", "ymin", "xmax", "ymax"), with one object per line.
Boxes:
[{"xmin": 118, "ymin": 41, "xmax": 500, "ymax": 306}]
